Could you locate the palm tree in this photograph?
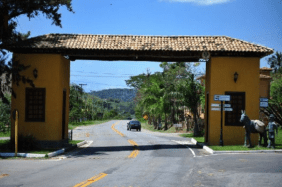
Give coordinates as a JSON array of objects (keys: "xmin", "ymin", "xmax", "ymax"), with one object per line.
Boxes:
[
  {"xmin": 177, "ymin": 74, "xmax": 202, "ymax": 136},
  {"xmin": 140, "ymin": 74, "xmax": 165, "ymax": 129}
]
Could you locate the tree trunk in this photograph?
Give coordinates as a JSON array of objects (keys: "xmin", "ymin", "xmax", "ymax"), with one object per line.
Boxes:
[
  {"xmin": 164, "ymin": 114, "xmax": 168, "ymax": 130},
  {"xmin": 172, "ymin": 101, "xmax": 176, "ymax": 124},
  {"xmin": 153, "ymin": 116, "xmax": 157, "ymax": 129}
]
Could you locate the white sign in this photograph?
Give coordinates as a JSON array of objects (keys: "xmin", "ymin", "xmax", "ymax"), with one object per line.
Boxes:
[
  {"xmin": 211, "ymin": 107, "xmax": 221, "ymax": 111},
  {"xmin": 224, "ymin": 108, "xmax": 233, "ymax": 111},
  {"xmin": 260, "ymin": 102, "xmax": 268, "ymax": 108},
  {"xmin": 260, "ymin": 98, "xmax": 268, "ymax": 102},
  {"xmin": 224, "ymin": 104, "xmax": 231, "ymax": 108},
  {"xmin": 214, "ymin": 95, "xmax": 231, "ymax": 101},
  {"xmin": 173, "ymin": 124, "xmax": 182, "ymax": 128},
  {"xmin": 211, "ymin": 103, "xmax": 220, "ymax": 107}
]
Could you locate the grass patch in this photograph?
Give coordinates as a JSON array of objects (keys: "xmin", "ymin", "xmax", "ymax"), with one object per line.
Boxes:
[
  {"xmin": 141, "ymin": 122, "xmax": 177, "ymax": 133},
  {"xmin": 68, "ymin": 120, "xmax": 111, "ymax": 130},
  {"xmin": 0, "ymin": 131, "xmax": 10, "ymax": 137},
  {"xmin": 209, "ymin": 145, "xmax": 272, "ymax": 151},
  {"xmin": 69, "ymin": 140, "xmax": 83, "ymax": 145},
  {"xmin": 180, "ymin": 133, "xmax": 204, "ymax": 143},
  {"xmin": 29, "ymin": 149, "xmax": 57, "ymax": 154}
]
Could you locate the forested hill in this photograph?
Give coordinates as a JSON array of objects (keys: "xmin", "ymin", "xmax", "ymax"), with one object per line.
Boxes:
[{"xmin": 90, "ymin": 88, "xmax": 137, "ymax": 102}]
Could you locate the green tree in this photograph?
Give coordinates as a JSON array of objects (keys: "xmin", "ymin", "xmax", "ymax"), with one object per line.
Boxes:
[
  {"xmin": 268, "ymin": 51, "xmax": 282, "ymax": 73},
  {"xmin": 270, "ymin": 75, "xmax": 282, "ymax": 104},
  {"xmin": 0, "ymin": 0, "xmax": 74, "ymax": 103},
  {"xmin": 125, "ymin": 73, "xmax": 149, "ymax": 90},
  {"xmin": 140, "ymin": 73, "xmax": 165, "ymax": 129},
  {"xmin": 69, "ymin": 84, "xmax": 83, "ymax": 122},
  {"xmin": 0, "ymin": 93, "xmax": 11, "ymax": 132},
  {"xmin": 177, "ymin": 74, "xmax": 203, "ymax": 136}
]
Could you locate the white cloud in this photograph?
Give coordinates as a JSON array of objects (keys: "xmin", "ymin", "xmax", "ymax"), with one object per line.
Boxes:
[{"xmin": 161, "ymin": 0, "xmax": 232, "ymax": 5}]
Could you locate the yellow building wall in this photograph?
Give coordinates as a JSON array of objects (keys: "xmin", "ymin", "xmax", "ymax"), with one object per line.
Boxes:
[
  {"xmin": 11, "ymin": 54, "xmax": 70, "ymax": 142},
  {"xmin": 206, "ymin": 57, "xmax": 260, "ymax": 145},
  {"xmin": 259, "ymin": 79, "xmax": 271, "ymax": 98}
]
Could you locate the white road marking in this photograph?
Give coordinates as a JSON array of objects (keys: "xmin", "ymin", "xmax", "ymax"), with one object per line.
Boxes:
[
  {"xmin": 171, "ymin": 140, "xmax": 197, "ymax": 157},
  {"xmin": 188, "ymin": 147, "xmax": 196, "ymax": 157}
]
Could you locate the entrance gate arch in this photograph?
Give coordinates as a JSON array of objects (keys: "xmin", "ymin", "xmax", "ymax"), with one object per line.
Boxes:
[{"xmin": 6, "ymin": 34, "xmax": 273, "ymax": 148}]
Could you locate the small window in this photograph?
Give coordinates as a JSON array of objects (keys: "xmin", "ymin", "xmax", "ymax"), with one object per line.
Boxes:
[
  {"xmin": 225, "ymin": 92, "xmax": 245, "ymax": 126},
  {"xmin": 25, "ymin": 88, "xmax": 46, "ymax": 122}
]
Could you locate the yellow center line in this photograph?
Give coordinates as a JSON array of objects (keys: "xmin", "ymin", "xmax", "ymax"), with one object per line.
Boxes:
[
  {"xmin": 111, "ymin": 123, "xmax": 139, "ymax": 158},
  {"xmin": 73, "ymin": 173, "xmax": 107, "ymax": 187},
  {"xmin": 128, "ymin": 139, "xmax": 139, "ymax": 158},
  {"xmin": 111, "ymin": 123, "xmax": 125, "ymax": 137}
]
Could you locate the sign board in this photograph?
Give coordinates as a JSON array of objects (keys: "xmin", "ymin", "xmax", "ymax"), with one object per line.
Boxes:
[
  {"xmin": 173, "ymin": 124, "xmax": 182, "ymax": 128},
  {"xmin": 224, "ymin": 104, "xmax": 231, "ymax": 108},
  {"xmin": 211, "ymin": 103, "xmax": 220, "ymax": 107},
  {"xmin": 211, "ymin": 107, "xmax": 221, "ymax": 111},
  {"xmin": 224, "ymin": 108, "xmax": 233, "ymax": 111},
  {"xmin": 260, "ymin": 98, "xmax": 268, "ymax": 102},
  {"xmin": 214, "ymin": 95, "xmax": 231, "ymax": 101},
  {"xmin": 260, "ymin": 102, "xmax": 268, "ymax": 108}
]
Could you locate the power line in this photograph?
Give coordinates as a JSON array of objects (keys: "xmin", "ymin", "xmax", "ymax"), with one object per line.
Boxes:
[
  {"xmin": 71, "ymin": 75, "xmax": 131, "ymax": 78},
  {"xmin": 71, "ymin": 71, "xmax": 136, "ymax": 76}
]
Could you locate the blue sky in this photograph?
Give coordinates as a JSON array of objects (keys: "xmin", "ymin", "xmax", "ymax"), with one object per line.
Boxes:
[{"xmin": 16, "ymin": 0, "xmax": 282, "ymax": 92}]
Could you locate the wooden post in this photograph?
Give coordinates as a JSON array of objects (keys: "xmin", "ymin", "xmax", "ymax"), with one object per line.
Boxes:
[{"xmin": 15, "ymin": 110, "xmax": 18, "ymax": 157}]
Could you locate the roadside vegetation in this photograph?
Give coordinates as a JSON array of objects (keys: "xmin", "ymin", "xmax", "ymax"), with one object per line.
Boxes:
[
  {"xmin": 141, "ymin": 122, "xmax": 177, "ymax": 133},
  {"xmin": 126, "ymin": 62, "xmax": 205, "ymax": 136},
  {"xmin": 0, "ymin": 94, "xmax": 11, "ymax": 137},
  {"xmin": 179, "ymin": 133, "xmax": 204, "ymax": 143},
  {"xmin": 261, "ymin": 51, "xmax": 282, "ymax": 127},
  {"xmin": 68, "ymin": 84, "xmax": 134, "ymax": 130}
]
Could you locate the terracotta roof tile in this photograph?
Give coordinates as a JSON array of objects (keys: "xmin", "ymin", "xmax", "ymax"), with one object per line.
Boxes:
[
  {"xmin": 260, "ymin": 67, "xmax": 273, "ymax": 71},
  {"xmin": 260, "ymin": 74, "xmax": 272, "ymax": 79},
  {"xmin": 6, "ymin": 34, "xmax": 273, "ymax": 55}
]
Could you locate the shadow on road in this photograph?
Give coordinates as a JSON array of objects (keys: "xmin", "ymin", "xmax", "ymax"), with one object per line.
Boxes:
[{"xmin": 69, "ymin": 143, "xmax": 202, "ymax": 158}]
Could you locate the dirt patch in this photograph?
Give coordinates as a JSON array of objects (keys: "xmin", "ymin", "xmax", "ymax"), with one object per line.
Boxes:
[{"xmin": 0, "ymin": 174, "xmax": 9, "ymax": 179}]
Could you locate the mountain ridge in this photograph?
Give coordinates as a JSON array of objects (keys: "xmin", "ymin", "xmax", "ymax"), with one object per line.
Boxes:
[{"xmin": 89, "ymin": 88, "xmax": 137, "ymax": 102}]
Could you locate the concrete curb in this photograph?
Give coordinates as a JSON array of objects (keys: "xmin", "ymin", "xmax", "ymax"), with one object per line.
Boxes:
[
  {"xmin": 47, "ymin": 140, "xmax": 88, "ymax": 158},
  {"xmin": 0, "ymin": 140, "xmax": 87, "ymax": 158},
  {"xmin": 203, "ymin": 145, "xmax": 214, "ymax": 154},
  {"xmin": 191, "ymin": 138, "xmax": 282, "ymax": 154},
  {"xmin": 190, "ymin": 138, "xmax": 197, "ymax": 145},
  {"xmin": 0, "ymin": 152, "xmax": 46, "ymax": 158}
]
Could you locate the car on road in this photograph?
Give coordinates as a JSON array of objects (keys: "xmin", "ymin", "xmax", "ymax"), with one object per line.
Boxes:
[{"xmin": 127, "ymin": 120, "xmax": 141, "ymax": 131}]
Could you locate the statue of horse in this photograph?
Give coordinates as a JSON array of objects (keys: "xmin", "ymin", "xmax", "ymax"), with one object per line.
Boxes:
[{"xmin": 239, "ymin": 110, "xmax": 267, "ymax": 147}]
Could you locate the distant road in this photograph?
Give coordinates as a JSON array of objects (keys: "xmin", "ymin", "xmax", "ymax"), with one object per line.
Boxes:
[{"xmin": 0, "ymin": 120, "xmax": 281, "ymax": 187}]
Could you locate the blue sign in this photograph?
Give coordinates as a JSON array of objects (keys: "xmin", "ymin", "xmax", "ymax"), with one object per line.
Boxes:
[
  {"xmin": 214, "ymin": 95, "xmax": 231, "ymax": 101},
  {"xmin": 260, "ymin": 98, "xmax": 268, "ymax": 102},
  {"xmin": 224, "ymin": 104, "xmax": 231, "ymax": 108},
  {"xmin": 260, "ymin": 102, "xmax": 268, "ymax": 108},
  {"xmin": 224, "ymin": 108, "xmax": 233, "ymax": 112}
]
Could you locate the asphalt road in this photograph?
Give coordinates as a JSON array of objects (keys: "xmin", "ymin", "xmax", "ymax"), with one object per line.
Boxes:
[{"xmin": 0, "ymin": 120, "xmax": 282, "ymax": 187}]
